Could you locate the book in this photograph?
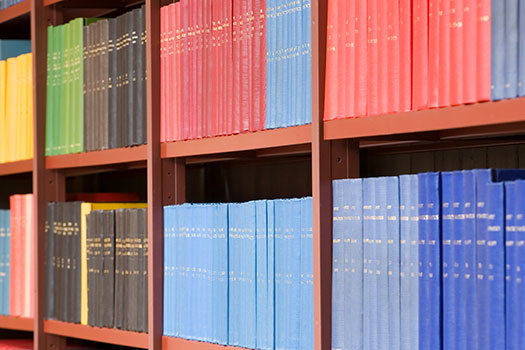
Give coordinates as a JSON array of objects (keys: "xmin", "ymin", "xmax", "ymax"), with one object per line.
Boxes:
[{"xmin": 412, "ymin": 0, "xmax": 428, "ymax": 110}]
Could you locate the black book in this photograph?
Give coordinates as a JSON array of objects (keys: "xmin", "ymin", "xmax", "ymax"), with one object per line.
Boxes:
[
  {"xmin": 114, "ymin": 208, "xmax": 125, "ymax": 329},
  {"xmin": 83, "ymin": 24, "xmax": 91, "ymax": 152},
  {"xmin": 108, "ymin": 18, "xmax": 118, "ymax": 149},
  {"xmin": 127, "ymin": 10, "xmax": 135, "ymax": 147},
  {"xmin": 72, "ymin": 202, "xmax": 83, "ymax": 324},
  {"xmin": 136, "ymin": 5, "xmax": 146, "ymax": 146},
  {"xmin": 138, "ymin": 208, "xmax": 148, "ymax": 333},
  {"xmin": 100, "ymin": 19, "xmax": 110, "ymax": 150},
  {"xmin": 62, "ymin": 202, "xmax": 70, "ymax": 323},
  {"xmin": 128, "ymin": 209, "xmax": 139, "ymax": 332},
  {"xmin": 86, "ymin": 211, "xmax": 97, "ymax": 326},
  {"xmin": 55, "ymin": 202, "xmax": 63, "ymax": 321},
  {"xmin": 94, "ymin": 21, "xmax": 101, "ymax": 151},
  {"xmin": 95, "ymin": 210, "xmax": 104, "ymax": 327},
  {"xmin": 102, "ymin": 210, "xmax": 115, "ymax": 328},
  {"xmin": 45, "ymin": 203, "xmax": 55, "ymax": 320}
]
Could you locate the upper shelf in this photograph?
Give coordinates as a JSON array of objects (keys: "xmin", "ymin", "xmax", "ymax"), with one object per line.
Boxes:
[
  {"xmin": 162, "ymin": 125, "xmax": 312, "ymax": 160},
  {"xmin": 163, "ymin": 336, "xmax": 250, "ymax": 350},
  {"xmin": 324, "ymin": 98, "xmax": 525, "ymax": 141},
  {"xmin": 0, "ymin": 159, "xmax": 32, "ymax": 176},
  {"xmin": 0, "ymin": 0, "xmax": 29, "ymax": 25},
  {"xmin": 0, "ymin": 315, "xmax": 33, "ymax": 332},
  {"xmin": 44, "ymin": 320, "xmax": 148, "ymax": 348}
]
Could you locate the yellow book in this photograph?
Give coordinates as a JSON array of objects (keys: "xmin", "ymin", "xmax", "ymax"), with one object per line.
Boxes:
[
  {"xmin": 80, "ymin": 202, "xmax": 147, "ymax": 325},
  {"xmin": 5, "ymin": 57, "xmax": 16, "ymax": 162},
  {"xmin": 17, "ymin": 54, "xmax": 26, "ymax": 161},
  {"xmin": 27, "ymin": 54, "xmax": 33, "ymax": 159},
  {"xmin": 0, "ymin": 60, "xmax": 6, "ymax": 163}
]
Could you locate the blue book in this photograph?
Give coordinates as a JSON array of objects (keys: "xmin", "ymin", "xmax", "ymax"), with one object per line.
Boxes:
[
  {"xmin": 289, "ymin": 199, "xmax": 302, "ymax": 348},
  {"xmin": 453, "ymin": 171, "xmax": 465, "ymax": 350},
  {"xmin": 217, "ymin": 203, "xmax": 229, "ymax": 345},
  {"xmin": 0, "ymin": 40, "xmax": 30, "ymax": 60},
  {"xmin": 299, "ymin": 197, "xmax": 313, "ymax": 350},
  {"xmin": 441, "ymin": 172, "xmax": 456, "ymax": 350},
  {"xmin": 274, "ymin": 199, "xmax": 285, "ymax": 349},
  {"xmin": 409, "ymin": 175, "xmax": 419, "ymax": 350},
  {"xmin": 266, "ymin": 0, "xmax": 275, "ymax": 129},
  {"xmin": 302, "ymin": 0, "xmax": 312, "ymax": 125},
  {"xmin": 505, "ymin": 182, "xmax": 518, "ymax": 350},
  {"xmin": 204, "ymin": 205, "xmax": 213, "ymax": 342},
  {"xmin": 513, "ymin": 181, "xmax": 525, "ymax": 350},
  {"xmin": 399, "ymin": 176, "xmax": 412, "ymax": 350},
  {"xmin": 418, "ymin": 173, "xmax": 429, "ymax": 350},
  {"xmin": 332, "ymin": 180, "xmax": 345, "ymax": 350},
  {"xmin": 256, "ymin": 200, "xmax": 268, "ymax": 349},
  {"xmin": 491, "ymin": 0, "xmax": 505, "ymax": 100},
  {"xmin": 345, "ymin": 179, "xmax": 363, "ymax": 350},
  {"xmin": 518, "ymin": 0, "xmax": 525, "ymax": 96},
  {"xmin": 363, "ymin": 178, "xmax": 376, "ymax": 350},
  {"xmin": 386, "ymin": 177, "xmax": 400, "ymax": 350},
  {"xmin": 505, "ymin": 0, "xmax": 519, "ymax": 99},
  {"xmin": 0, "ymin": 211, "xmax": 5, "ymax": 315},
  {"xmin": 462, "ymin": 171, "xmax": 478, "ymax": 350},
  {"xmin": 267, "ymin": 200, "xmax": 275, "ymax": 349},
  {"xmin": 162, "ymin": 206, "xmax": 171, "ymax": 336},
  {"xmin": 3, "ymin": 210, "xmax": 7, "ymax": 316},
  {"xmin": 376, "ymin": 178, "xmax": 389, "ymax": 350}
]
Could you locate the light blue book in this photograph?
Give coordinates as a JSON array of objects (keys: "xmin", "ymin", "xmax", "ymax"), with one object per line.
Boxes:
[
  {"xmin": 299, "ymin": 197, "xmax": 313, "ymax": 350},
  {"xmin": 418, "ymin": 173, "xmax": 429, "ymax": 350},
  {"xmin": 363, "ymin": 178, "xmax": 376, "ymax": 350},
  {"xmin": 491, "ymin": 0, "xmax": 505, "ymax": 100},
  {"xmin": 375, "ymin": 177, "xmax": 389, "ymax": 350},
  {"xmin": 267, "ymin": 200, "xmax": 275, "ymax": 350},
  {"xmin": 399, "ymin": 176, "xmax": 412, "ymax": 350},
  {"xmin": 0, "ymin": 40, "xmax": 31, "ymax": 60},
  {"xmin": 274, "ymin": 199, "xmax": 285, "ymax": 349},
  {"xmin": 332, "ymin": 181, "xmax": 345, "ymax": 350},
  {"xmin": 256, "ymin": 200, "xmax": 268, "ymax": 349},
  {"xmin": 216, "ymin": 203, "xmax": 229, "ymax": 345},
  {"xmin": 162, "ymin": 206, "xmax": 171, "ymax": 336},
  {"xmin": 301, "ymin": 0, "xmax": 312, "ymax": 125},
  {"xmin": 505, "ymin": 0, "xmax": 519, "ymax": 99},
  {"xmin": 289, "ymin": 199, "xmax": 302, "ymax": 348},
  {"xmin": 408, "ymin": 175, "xmax": 419, "ymax": 350},
  {"xmin": 386, "ymin": 177, "xmax": 400, "ymax": 350}
]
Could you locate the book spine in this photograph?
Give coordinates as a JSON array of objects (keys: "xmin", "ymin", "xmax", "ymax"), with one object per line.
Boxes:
[
  {"xmin": 453, "ymin": 171, "xmax": 465, "ymax": 350},
  {"xmin": 412, "ymin": 0, "xmax": 428, "ymax": 110},
  {"xmin": 485, "ymin": 182, "xmax": 506, "ymax": 350},
  {"xmin": 428, "ymin": 0, "xmax": 439, "ymax": 107},
  {"xmin": 505, "ymin": 181, "xmax": 517, "ymax": 349},
  {"xmin": 162, "ymin": 206, "xmax": 171, "ymax": 336},
  {"xmin": 491, "ymin": 0, "xmax": 505, "ymax": 100},
  {"xmin": 331, "ymin": 180, "xmax": 344, "ymax": 349},
  {"xmin": 136, "ymin": 7, "xmax": 145, "ymax": 146},
  {"xmin": 450, "ymin": 0, "xmax": 464, "ymax": 105},
  {"xmin": 398, "ymin": 0, "xmax": 411, "ymax": 112},
  {"xmin": 386, "ymin": 177, "xmax": 400, "ymax": 350},
  {"xmin": 86, "ymin": 211, "xmax": 96, "ymax": 326},
  {"xmin": 45, "ymin": 204, "xmax": 55, "ymax": 319},
  {"xmin": 367, "ymin": 0, "xmax": 378, "ymax": 116},
  {"xmin": 160, "ymin": 6, "xmax": 166, "ymax": 142},
  {"xmin": 299, "ymin": 197, "xmax": 313, "ymax": 350},
  {"xmin": 46, "ymin": 26, "xmax": 54, "ymax": 156},
  {"xmin": 428, "ymin": 173, "xmax": 442, "ymax": 350},
  {"xmin": 506, "ymin": 0, "xmax": 519, "ymax": 99},
  {"xmin": 335, "ymin": 0, "xmax": 346, "ymax": 120},
  {"xmin": 256, "ymin": 200, "xmax": 267, "ymax": 348},
  {"xmin": 363, "ymin": 179, "xmax": 376, "ymax": 350},
  {"xmin": 324, "ymin": 0, "xmax": 337, "ymax": 121},
  {"xmin": 399, "ymin": 176, "xmax": 411, "ymax": 349},
  {"xmin": 377, "ymin": 0, "xmax": 388, "ymax": 115},
  {"xmin": 477, "ymin": 0, "xmax": 491, "ymax": 100},
  {"xmin": 376, "ymin": 178, "xmax": 389, "ymax": 350},
  {"xmin": 463, "ymin": 0, "xmax": 477, "ymax": 103},
  {"xmin": 128, "ymin": 11, "xmax": 135, "ymax": 147},
  {"xmin": 108, "ymin": 18, "xmax": 117, "ymax": 149},
  {"xmin": 418, "ymin": 173, "xmax": 429, "ymax": 350},
  {"xmin": 386, "ymin": 0, "xmax": 399, "ymax": 113},
  {"xmin": 438, "ymin": 0, "xmax": 451, "ymax": 107}
]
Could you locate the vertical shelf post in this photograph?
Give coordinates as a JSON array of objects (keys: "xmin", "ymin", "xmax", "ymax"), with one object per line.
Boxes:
[
  {"xmin": 311, "ymin": 0, "xmax": 330, "ymax": 349},
  {"xmin": 146, "ymin": 0, "xmax": 162, "ymax": 348},
  {"xmin": 331, "ymin": 140, "xmax": 360, "ymax": 179}
]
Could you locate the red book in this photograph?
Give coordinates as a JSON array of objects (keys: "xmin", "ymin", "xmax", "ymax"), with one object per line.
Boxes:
[
  {"xmin": 450, "ymin": 0, "xmax": 464, "ymax": 105},
  {"xmin": 412, "ymin": 0, "xmax": 428, "ymax": 110},
  {"xmin": 428, "ymin": 0, "xmax": 440, "ymax": 108},
  {"xmin": 160, "ymin": 6, "xmax": 167, "ymax": 142},
  {"xmin": 196, "ymin": 0, "xmax": 204, "ymax": 139},
  {"xmin": 386, "ymin": 0, "xmax": 400, "ymax": 113},
  {"xmin": 204, "ymin": 0, "xmax": 213, "ymax": 137},
  {"xmin": 181, "ymin": 0, "xmax": 190, "ymax": 140},
  {"xmin": 438, "ymin": 0, "xmax": 451, "ymax": 107},
  {"xmin": 166, "ymin": 4, "xmax": 175, "ymax": 142},
  {"xmin": 477, "ymin": 0, "xmax": 491, "ymax": 101},
  {"xmin": 232, "ymin": 0, "xmax": 241, "ymax": 134},
  {"xmin": 355, "ymin": 0, "xmax": 367, "ymax": 116},
  {"xmin": 399, "ymin": 0, "xmax": 411, "ymax": 112},
  {"xmin": 344, "ymin": 0, "xmax": 356, "ymax": 118},
  {"xmin": 337, "ymin": 0, "xmax": 346, "ymax": 119},
  {"xmin": 324, "ymin": 0, "xmax": 339, "ymax": 120},
  {"xmin": 9, "ymin": 195, "xmax": 20, "ymax": 317},
  {"xmin": 211, "ymin": 0, "xmax": 219, "ymax": 136},
  {"xmin": 175, "ymin": 2, "xmax": 182, "ymax": 140},
  {"xmin": 65, "ymin": 193, "xmax": 140, "ymax": 202},
  {"xmin": 190, "ymin": 0, "xmax": 198, "ymax": 139},
  {"xmin": 463, "ymin": 0, "xmax": 477, "ymax": 103},
  {"xmin": 252, "ymin": 0, "xmax": 263, "ymax": 132},
  {"xmin": 367, "ymin": 0, "xmax": 379, "ymax": 116},
  {"xmin": 226, "ymin": 0, "xmax": 234, "ymax": 135},
  {"xmin": 24, "ymin": 194, "xmax": 34, "ymax": 318},
  {"xmin": 377, "ymin": 0, "xmax": 388, "ymax": 114},
  {"xmin": 259, "ymin": 0, "xmax": 266, "ymax": 130}
]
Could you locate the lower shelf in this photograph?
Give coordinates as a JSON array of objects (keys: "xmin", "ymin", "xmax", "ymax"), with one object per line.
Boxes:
[
  {"xmin": 44, "ymin": 320, "xmax": 148, "ymax": 348},
  {"xmin": 0, "ymin": 315, "xmax": 33, "ymax": 332},
  {"xmin": 162, "ymin": 336, "xmax": 250, "ymax": 350}
]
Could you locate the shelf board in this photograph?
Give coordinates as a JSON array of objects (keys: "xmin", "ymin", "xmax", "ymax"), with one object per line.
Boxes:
[
  {"xmin": 162, "ymin": 125, "xmax": 312, "ymax": 159},
  {"xmin": 0, "ymin": 315, "xmax": 33, "ymax": 332},
  {"xmin": 324, "ymin": 98, "xmax": 525, "ymax": 140},
  {"xmin": 46, "ymin": 145, "xmax": 147, "ymax": 171},
  {"xmin": 163, "ymin": 336, "xmax": 249, "ymax": 350},
  {"xmin": 0, "ymin": 0, "xmax": 29, "ymax": 25},
  {"xmin": 44, "ymin": 320, "xmax": 148, "ymax": 348},
  {"xmin": 0, "ymin": 159, "xmax": 32, "ymax": 176}
]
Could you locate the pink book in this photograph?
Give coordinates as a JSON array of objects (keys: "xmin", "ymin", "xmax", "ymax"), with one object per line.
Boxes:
[
  {"xmin": 9, "ymin": 195, "xmax": 20, "ymax": 317},
  {"xmin": 324, "ymin": 0, "xmax": 339, "ymax": 120},
  {"xmin": 386, "ymin": 0, "xmax": 400, "ymax": 113},
  {"xmin": 463, "ymin": 0, "xmax": 478, "ymax": 103},
  {"xmin": 204, "ymin": 0, "xmax": 213, "ymax": 137},
  {"xmin": 24, "ymin": 194, "xmax": 34, "ymax": 318},
  {"xmin": 428, "ymin": 0, "xmax": 440, "ymax": 107},
  {"xmin": 181, "ymin": 0, "xmax": 190, "ymax": 140},
  {"xmin": 367, "ymin": 0, "xmax": 379, "ymax": 116},
  {"xmin": 477, "ymin": 0, "xmax": 491, "ymax": 101},
  {"xmin": 337, "ymin": 0, "xmax": 347, "ymax": 119},
  {"xmin": 450, "ymin": 0, "xmax": 464, "ymax": 106},
  {"xmin": 226, "ymin": 0, "xmax": 234, "ymax": 135},
  {"xmin": 166, "ymin": 4, "xmax": 175, "ymax": 142},
  {"xmin": 258, "ymin": 0, "xmax": 267, "ymax": 130},
  {"xmin": 355, "ymin": 0, "xmax": 367, "ymax": 116},
  {"xmin": 160, "ymin": 6, "xmax": 167, "ymax": 142},
  {"xmin": 175, "ymin": 2, "xmax": 182, "ymax": 140},
  {"xmin": 412, "ymin": 0, "xmax": 429, "ymax": 110},
  {"xmin": 438, "ymin": 0, "xmax": 451, "ymax": 107},
  {"xmin": 344, "ymin": 0, "xmax": 356, "ymax": 117},
  {"xmin": 399, "ymin": 0, "xmax": 411, "ymax": 112},
  {"xmin": 377, "ymin": 0, "xmax": 388, "ymax": 115}
]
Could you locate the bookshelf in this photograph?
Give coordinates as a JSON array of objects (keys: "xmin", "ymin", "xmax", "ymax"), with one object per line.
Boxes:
[{"xmin": 0, "ymin": 0, "xmax": 520, "ymax": 349}]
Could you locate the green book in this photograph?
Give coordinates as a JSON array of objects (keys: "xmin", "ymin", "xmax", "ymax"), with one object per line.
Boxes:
[
  {"xmin": 45, "ymin": 25, "xmax": 53, "ymax": 156},
  {"xmin": 72, "ymin": 18, "xmax": 83, "ymax": 153},
  {"xmin": 56, "ymin": 24, "xmax": 64, "ymax": 155}
]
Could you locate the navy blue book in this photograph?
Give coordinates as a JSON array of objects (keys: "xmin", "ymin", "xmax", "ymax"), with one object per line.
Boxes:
[
  {"xmin": 441, "ymin": 172, "xmax": 456, "ymax": 350},
  {"xmin": 491, "ymin": 0, "xmax": 505, "ymax": 100},
  {"xmin": 453, "ymin": 171, "xmax": 465, "ymax": 350},
  {"xmin": 505, "ymin": 181, "xmax": 518, "ymax": 350},
  {"xmin": 505, "ymin": 0, "xmax": 519, "ymax": 99},
  {"xmin": 519, "ymin": 0, "xmax": 525, "ymax": 96}
]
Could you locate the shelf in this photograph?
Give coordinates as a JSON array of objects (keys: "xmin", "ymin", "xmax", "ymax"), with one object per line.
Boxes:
[
  {"xmin": 163, "ymin": 336, "xmax": 250, "ymax": 350},
  {"xmin": 0, "ymin": 315, "xmax": 33, "ymax": 332},
  {"xmin": 44, "ymin": 320, "xmax": 148, "ymax": 348},
  {"xmin": 46, "ymin": 146, "xmax": 147, "ymax": 172},
  {"xmin": 0, "ymin": 159, "xmax": 32, "ymax": 176},
  {"xmin": 162, "ymin": 125, "xmax": 312, "ymax": 159},
  {"xmin": 324, "ymin": 98, "xmax": 525, "ymax": 141},
  {"xmin": 0, "ymin": 0, "xmax": 29, "ymax": 25}
]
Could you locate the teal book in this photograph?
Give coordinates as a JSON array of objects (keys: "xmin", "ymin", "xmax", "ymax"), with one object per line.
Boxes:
[{"xmin": 0, "ymin": 40, "xmax": 31, "ymax": 60}]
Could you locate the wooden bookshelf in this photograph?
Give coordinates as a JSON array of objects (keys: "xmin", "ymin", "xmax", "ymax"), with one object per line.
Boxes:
[
  {"xmin": 46, "ymin": 145, "xmax": 147, "ymax": 170},
  {"xmin": 0, "ymin": 159, "xmax": 32, "ymax": 176},
  {"xmin": 0, "ymin": 316, "xmax": 33, "ymax": 332},
  {"xmin": 0, "ymin": 0, "xmax": 29, "ymax": 24},
  {"xmin": 44, "ymin": 320, "xmax": 148, "ymax": 348},
  {"xmin": 162, "ymin": 336, "xmax": 249, "ymax": 350}
]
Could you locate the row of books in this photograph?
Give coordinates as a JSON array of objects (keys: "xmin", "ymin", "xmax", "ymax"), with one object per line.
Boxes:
[
  {"xmin": 163, "ymin": 198, "xmax": 313, "ymax": 349},
  {"xmin": 160, "ymin": 0, "xmax": 312, "ymax": 142},
  {"xmin": 323, "ymin": 0, "xmax": 512, "ymax": 120},
  {"xmin": 0, "ymin": 210, "xmax": 9, "ymax": 316},
  {"xmin": 46, "ymin": 6, "xmax": 147, "ymax": 156},
  {"xmin": 0, "ymin": 0, "xmax": 22, "ymax": 10},
  {"xmin": 332, "ymin": 169, "xmax": 525, "ymax": 350},
  {"xmin": 0, "ymin": 53, "xmax": 33, "ymax": 164},
  {"xmin": 45, "ymin": 202, "xmax": 148, "ymax": 333}
]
